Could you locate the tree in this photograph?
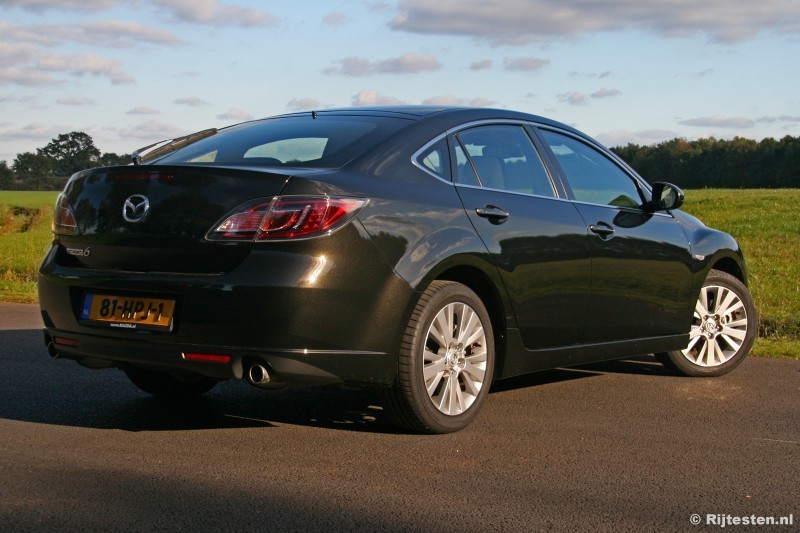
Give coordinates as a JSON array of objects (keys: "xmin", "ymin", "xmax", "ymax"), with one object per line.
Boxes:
[
  {"xmin": 0, "ymin": 160, "xmax": 13, "ymax": 190},
  {"xmin": 12, "ymin": 152, "xmax": 55, "ymax": 191},
  {"xmin": 38, "ymin": 131, "xmax": 101, "ymax": 177},
  {"xmin": 98, "ymin": 152, "xmax": 131, "ymax": 167}
]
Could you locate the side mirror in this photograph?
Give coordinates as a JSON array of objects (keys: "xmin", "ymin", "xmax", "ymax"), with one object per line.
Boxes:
[{"xmin": 649, "ymin": 182, "xmax": 684, "ymax": 212}]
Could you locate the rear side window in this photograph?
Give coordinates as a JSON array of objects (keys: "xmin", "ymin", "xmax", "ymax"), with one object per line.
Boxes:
[
  {"xmin": 454, "ymin": 125, "xmax": 556, "ymax": 197},
  {"xmin": 415, "ymin": 138, "xmax": 451, "ymax": 179},
  {"xmin": 155, "ymin": 116, "xmax": 411, "ymax": 168}
]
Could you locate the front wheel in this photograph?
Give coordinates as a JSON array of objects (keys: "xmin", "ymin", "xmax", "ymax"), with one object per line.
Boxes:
[
  {"xmin": 656, "ymin": 269, "xmax": 757, "ymax": 376},
  {"xmin": 124, "ymin": 366, "xmax": 218, "ymax": 400},
  {"xmin": 381, "ymin": 281, "xmax": 495, "ymax": 434}
]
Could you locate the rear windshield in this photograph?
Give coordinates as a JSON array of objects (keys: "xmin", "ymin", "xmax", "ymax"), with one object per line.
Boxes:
[{"xmin": 153, "ymin": 115, "xmax": 411, "ymax": 168}]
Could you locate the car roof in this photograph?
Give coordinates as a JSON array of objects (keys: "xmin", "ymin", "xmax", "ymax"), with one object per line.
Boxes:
[{"xmin": 273, "ymin": 106, "xmax": 587, "ymax": 140}]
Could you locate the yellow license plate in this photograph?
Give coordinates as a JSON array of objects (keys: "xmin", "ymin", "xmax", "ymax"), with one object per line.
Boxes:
[{"xmin": 82, "ymin": 293, "xmax": 176, "ymax": 331}]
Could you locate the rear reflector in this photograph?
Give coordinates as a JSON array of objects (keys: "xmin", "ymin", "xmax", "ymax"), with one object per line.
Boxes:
[
  {"xmin": 182, "ymin": 352, "xmax": 232, "ymax": 364},
  {"xmin": 53, "ymin": 336, "xmax": 80, "ymax": 347}
]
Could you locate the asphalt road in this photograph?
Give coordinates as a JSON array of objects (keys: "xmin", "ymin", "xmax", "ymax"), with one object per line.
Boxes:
[{"xmin": 0, "ymin": 302, "xmax": 797, "ymax": 531}]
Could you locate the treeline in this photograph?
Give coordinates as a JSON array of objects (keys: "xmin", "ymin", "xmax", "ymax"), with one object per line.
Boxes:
[
  {"xmin": 0, "ymin": 132, "xmax": 129, "ymax": 191},
  {"xmin": 611, "ymin": 135, "xmax": 800, "ymax": 188}
]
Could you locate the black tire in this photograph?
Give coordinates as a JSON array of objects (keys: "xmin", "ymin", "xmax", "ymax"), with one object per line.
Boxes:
[
  {"xmin": 656, "ymin": 269, "xmax": 757, "ymax": 377},
  {"xmin": 124, "ymin": 366, "xmax": 218, "ymax": 400},
  {"xmin": 381, "ymin": 280, "xmax": 495, "ymax": 434}
]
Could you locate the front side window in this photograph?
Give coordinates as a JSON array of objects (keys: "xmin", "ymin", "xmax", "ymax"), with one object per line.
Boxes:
[
  {"xmin": 540, "ymin": 130, "xmax": 643, "ymax": 208},
  {"xmin": 454, "ymin": 125, "xmax": 556, "ymax": 197}
]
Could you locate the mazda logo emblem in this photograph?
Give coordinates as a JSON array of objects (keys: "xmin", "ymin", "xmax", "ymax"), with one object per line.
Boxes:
[{"xmin": 123, "ymin": 194, "xmax": 150, "ymax": 223}]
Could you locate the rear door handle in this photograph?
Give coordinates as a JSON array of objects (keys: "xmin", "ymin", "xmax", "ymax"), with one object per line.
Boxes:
[
  {"xmin": 476, "ymin": 205, "xmax": 509, "ymax": 223},
  {"xmin": 589, "ymin": 222, "xmax": 615, "ymax": 238}
]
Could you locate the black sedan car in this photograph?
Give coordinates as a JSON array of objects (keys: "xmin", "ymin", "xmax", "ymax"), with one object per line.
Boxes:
[{"xmin": 38, "ymin": 106, "xmax": 757, "ymax": 433}]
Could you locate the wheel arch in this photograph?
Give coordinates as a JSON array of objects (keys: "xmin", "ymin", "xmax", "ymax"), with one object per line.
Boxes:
[
  {"xmin": 709, "ymin": 255, "xmax": 747, "ymax": 285},
  {"xmin": 431, "ymin": 263, "xmax": 511, "ymax": 383}
]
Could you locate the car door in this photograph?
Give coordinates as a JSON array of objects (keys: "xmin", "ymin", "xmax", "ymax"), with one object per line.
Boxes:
[
  {"xmin": 450, "ymin": 123, "xmax": 591, "ymax": 350},
  {"xmin": 536, "ymin": 127, "xmax": 694, "ymax": 344}
]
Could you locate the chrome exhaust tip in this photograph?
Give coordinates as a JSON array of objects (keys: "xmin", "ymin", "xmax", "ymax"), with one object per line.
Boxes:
[
  {"xmin": 46, "ymin": 342, "xmax": 60, "ymax": 359},
  {"xmin": 247, "ymin": 364, "xmax": 271, "ymax": 385}
]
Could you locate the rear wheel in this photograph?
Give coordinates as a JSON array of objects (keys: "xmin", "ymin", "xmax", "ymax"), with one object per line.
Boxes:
[
  {"xmin": 124, "ymin": 367, "xmax": 218, "ymax": 400},
  {"xmin": 656, "ymin": 269, "xmax": 757, "ymax": 376},
  {"xmin": 381, "ymin": 281, "xmax": 495, "ymax": 433}
]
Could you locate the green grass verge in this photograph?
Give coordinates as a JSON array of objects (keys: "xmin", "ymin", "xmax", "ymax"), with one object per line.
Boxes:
[
  {"xmin": 0, "ymin": 189, "xmax": 797, "ymax": 359},
  {"xmin": 0, "ymin": 191, "xmax": 58, "ymax": 302}
]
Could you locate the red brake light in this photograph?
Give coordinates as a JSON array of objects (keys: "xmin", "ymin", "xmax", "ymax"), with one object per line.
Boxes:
[
  {"xmin": 208, "ymin": 196, "xmax": 367, "ymax": 241},
  {"xmin": 53, "ymin": 193, "xmax": 78, "ymax": 235}
]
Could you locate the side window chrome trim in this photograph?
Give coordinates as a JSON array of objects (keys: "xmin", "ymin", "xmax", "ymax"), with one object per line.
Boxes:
[
  {"xmin": 568, "ymin": 198, "xmax": 675, "ymax": 218},
  {"xmin": 453, "ymin": 182, "xmax": 571, "ymax": 202}
]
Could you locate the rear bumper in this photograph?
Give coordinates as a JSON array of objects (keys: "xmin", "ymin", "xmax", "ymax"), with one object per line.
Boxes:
[
  {"xmin": 43, "ymin": 328, "xmax": 391, "ymax": 384},
  {"xmin": 37, "ymin": 227, "xmax": 413, "ymax": 386}
]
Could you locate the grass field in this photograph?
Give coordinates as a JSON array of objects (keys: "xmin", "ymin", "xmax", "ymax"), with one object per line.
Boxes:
[
  {"xmin": 0, "ymin": 188, "xmax": 797, "ymax": 358},
  {"xmin": 0, "ymin": 191, "xmax": 58, "ymax": 303}
]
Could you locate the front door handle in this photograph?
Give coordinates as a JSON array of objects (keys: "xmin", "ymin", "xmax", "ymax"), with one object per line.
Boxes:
[
  {"xmin": 476, "ymin": 205, "xmax": 509, "ymax": 223},
  {"xmin": 589, "ymin": 222, "xmax": 615, "ymax": 238}
]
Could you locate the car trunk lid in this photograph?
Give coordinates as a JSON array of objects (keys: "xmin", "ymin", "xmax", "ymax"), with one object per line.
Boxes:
[{"xmin": 55, "ymin": 165, "xmax": 297, "ymax": 273}]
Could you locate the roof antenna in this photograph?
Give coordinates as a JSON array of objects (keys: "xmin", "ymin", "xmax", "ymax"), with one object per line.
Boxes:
[{"xmin": 311, "ymin": 110, "xmax": 317, "ymax": 119}]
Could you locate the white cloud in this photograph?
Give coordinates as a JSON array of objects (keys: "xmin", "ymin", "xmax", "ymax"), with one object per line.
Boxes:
[
  {"xmin": 571, "ymin": 70, "xmax": 612, "ymax": 79},
  {"xmin": 558, "ymin": 92, "xmax": 589, "ymax": 106},
  {"xmin": 286, "ymin": 97, "xmax": 333, "ymax": 111},
  {"xmin": 2, "ymin": 0, "xmax": 114, "ymax": 11},
  {"xmin": 469, "ymin": 59, "xmax": 492, "ymax": 71},
  {"xmin": 679, "ymin": 116, "xmax": 755, "ymax": 129},
  {"xmin": 591, "ymin": 88, "xmax": 622, "ymax": 99},
  {"xmin": 0, "ymin": 41, "xmax": 40, "ymax": 68},
  {"xmin": 351, "ymin": 89, "xmax": 406, "ymax": 106},
  {"xmin": 325, "ymin": 53, "xmax": 441, "ymax": 76},
  {"xmin": 323, "ymin": 12, "xmax": 346, "ymax": 26},
  {"xmin": 421, "ymin": 95, "xmax": 496, "ymax": 107},
  {"xmin": 0, "ymin": 67, "xmax": 59, "ymax": 86},
  {"xmin": 503, "ymin": 57, "xmax": 549, "ymax": 72},
  {"xmin": 391, "ymin": 0, "xmax": 800, "ymax": 44},
  {"xmin": 126, "ymin": 106, "xmax": 160, "ymax": 115},
  {"xmin": 216, "ymin": 108, "xmax": 253, "ymax": 121},
  {"xmin": 36, "ymin": 52, "xmax": 135, "ymax": 85},
  {"xmin": 57, "ymin": 97, "xmax": 97, "ymax": 106},
  {"xmin": 174, "ymin": 96, "xmax": 210, "ymax": 107},
  {"xmin": 119, "ymin": 120, "xmax": 188, "ymax": 141},
  {"xmin": 154, "ymin": 0, "xmax": 276, "ymax": 27},
  {"xmin": 756, "ymin": 115, "xmax": 800, "ymax": 124},
  {"xmin": 0, "ymin": 122, "xmax": 68, "ymax": 142}
]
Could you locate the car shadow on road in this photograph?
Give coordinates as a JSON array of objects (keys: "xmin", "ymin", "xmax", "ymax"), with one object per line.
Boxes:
[
  {"xmin": 490, "ymin": 355, "xmax": 676, "ymax": 393},
  {"xmin": 0, "ymin": 328, "xmax": 674, "ymax": 434}
]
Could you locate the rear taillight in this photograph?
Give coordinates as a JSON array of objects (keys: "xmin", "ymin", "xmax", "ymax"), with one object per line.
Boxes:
[
  {"xmin": 207, "ymin": 196, "xmax": 368, "ymax": 241},
  {"xmin": 53, "ymin": 193, "xmax": 78, "ymax": 235}
]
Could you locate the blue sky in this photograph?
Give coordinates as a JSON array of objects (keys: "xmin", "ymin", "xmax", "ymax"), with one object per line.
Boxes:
[{"xmin": 1, "ymin": 0, "xmax": 799, "ymax": 162}]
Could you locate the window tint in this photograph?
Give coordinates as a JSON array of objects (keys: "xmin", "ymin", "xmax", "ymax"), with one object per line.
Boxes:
[
  {"xmin": 415, "ymin": 138, "xmax": 450, "ymax": 179},
  {"xmin": 540, "ymin": 130, "xmax": 642, "ymax": 207},
  {"xmin": 155, "ymin": 116, "xmax": 411, "ymax": 168},
  {"xmin": 455, "ymin": 125, "xmax": 555, "ymax": 197}
]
